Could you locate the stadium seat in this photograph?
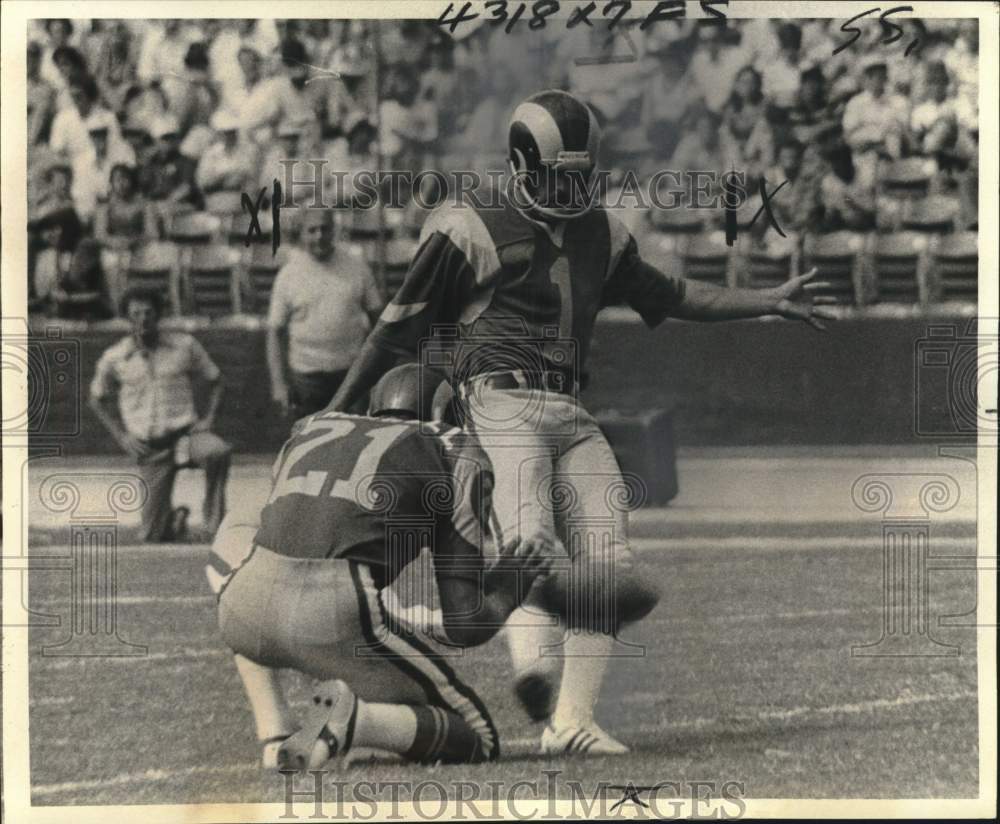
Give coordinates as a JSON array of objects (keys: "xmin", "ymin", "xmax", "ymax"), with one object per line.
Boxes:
[
  {"xmin": 202, "ymin": 190, "xmax": 244, "ymax": 218},
  {"xmin": 732, "ymin": 198, "xmax": 761, "ymax": 233},
  {"xmin": 681, "ymin": 232, "xmax": 733, "ymax": 287},
  {"xmin": 168, "ymin": 211, "xmax": 223, "ymax": 245},
  {"xmin": 184, "ymin": 245, "xmax": 242, "ymax": 317},
  {"xmin": 802, "ymin": 231, "xmax": 866, "ymax": 305},
  {"xmin": 120, "ymin": 242, "xmax": 182, "ymax": 315},
  {"xmin": 880, "ymin": 157, "xmax": 936, "ymax": 201},
  {"xmin": 930, "ymin": 231, "xmax": 978, "ymax": 303},
  {"xmin": 873, "ymin": 195, "xmax": 906, "ymax": 232},
  {"xmin": 746, "ymin": 243, "xmax": 795, "ymax": 289},
  {"xmin": 871, "ymin": 231, "xmax": 930, "ymax": 304},
  {"xmin": 227, "ymin": 211, "xmax": 272, "ymax": 246},
  {"xmin": 648, "ymin": 207, "xmax": 704, "ymax": 235},
  {"xmin": 901, "ymin": 195, "xmax": 961, "ymax": 234},
  {"xmin": 242, "ymin": 244, "xmax": 284, "ymax": 313}
]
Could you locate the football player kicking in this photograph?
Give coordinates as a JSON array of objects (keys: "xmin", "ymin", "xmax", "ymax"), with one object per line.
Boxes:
[
  {"xmin": 328, "ymin": 89, "xmax": 838, "ymax": 756},
  {"xmin": 207, "ymin": 364, "xmax": 552, "ymax": 770}
]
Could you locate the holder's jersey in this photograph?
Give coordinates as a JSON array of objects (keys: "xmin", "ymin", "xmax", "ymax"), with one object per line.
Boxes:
[
  {"xmin": 253, "ymin": 411, "xmax": 493, "ymax": 588},
  {"xmin": 367, "ymin": 195, "xmax": 687, "ymax": 381}
]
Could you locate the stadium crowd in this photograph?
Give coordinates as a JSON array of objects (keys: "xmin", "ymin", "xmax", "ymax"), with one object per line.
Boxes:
[{"xmin": 26, "ymin": 16, "xmax": 979, "ymax": 321}]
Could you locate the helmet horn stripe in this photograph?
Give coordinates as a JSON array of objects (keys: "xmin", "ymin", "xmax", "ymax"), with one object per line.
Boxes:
[{"xmin": 511, "ymin": 102, "xmax": 565, "ymax": 163}]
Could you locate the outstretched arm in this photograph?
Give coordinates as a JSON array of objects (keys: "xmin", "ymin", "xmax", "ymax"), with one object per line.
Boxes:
[
  {"xmin": 604, "ymin": 225, "xmax": 839, "ymax": 331},
  {"xmin": 675, "ymin": 268, "xmax": 839, "ymax": 331}
]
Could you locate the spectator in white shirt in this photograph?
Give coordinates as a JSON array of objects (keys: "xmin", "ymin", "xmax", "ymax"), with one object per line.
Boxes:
[
  {"xmin": 197, "ymin": 110, "xmax": 258, "ymax": 195},
  {"xmin": 759, "ymin": 23, "xmax": 807, "ymax": 109},
  {"xmin": 72, "ymin": 118, "xmax": 136, "ymax": 222},
  {"xmin": 267, "ymin": 209, "xmax": 383, "ymax": 420},
  {"xmin": 173, "ymin": 42, "xmax": 218, "ymax": 135},
  {"xmin": 379, "ymin": 70, "xmax": 438, "ymax": 173},
  {"xmin": 842, "ymin": 57, "xmax": 910, "ymax": 187},
  {"xmin": 49, "ymin": 76, "xmax": 123, "ymax": 165},
  {"xmin": 89, "ymin": 287, "xmax": 231, "ymax": 542},
  {"xmin": 641, "ymin": 40, "xmax": 697, "ymax": 164},
  {"xmin": 326, "ymin": 46, "xmax": 377, "ymax": 140},
  {"xmin": 240, "ymin": 38, "xmax": 327, "ymax": 148},
  {"xmin": 92, "ymin": 22, "xmax": 141, "ymax": 115},
  {"xmin": 138, "ymin": 19, "xmax": 200, "ymax": 112},
  {"xmin": 302, "ymin": 19, "xmax": 337, "ymax": 69},
  {"xmin": 910, "ymin": 60, "xmax": 959, "ymax": 158},
  {"xmin": 222, "ymin": 43, "xmax": 265, "ymax": 121},
  {"xmin": 687, "ymin": 25, "xmax": 747, "ymax": 113},
  {"xmin": 39, "ymin": 19, "xmax": 77, "ymax": 93},
  {"xmin": 27, "ymin": 42, "xmax": 57, "ymax": 149}
]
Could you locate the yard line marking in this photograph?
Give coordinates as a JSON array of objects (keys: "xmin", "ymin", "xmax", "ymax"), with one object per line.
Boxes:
[
  {"xmin": 34, "ymin": 647, "xmax": 228, "ymax": 670},
  {"xmin": 30, "ymin": 690, "xmax": 976, "ymax": 797},
  {"xmin": 32, "ymin": 594, "xmax": 215, "ymax": 607},
  {"xmin": 701, "ymin": 606, "xmax": 883, "ymax": 623},
  {"xmin": 25, "ymin": 536, "xmax": 980, "ymax": 562},
  {"xmin": 631, "ymin": 537, "xmax": 977, "ymax": 553},
  {"xmin": 506, "ymin": 689, "xmax": 978, "ymax": 749},
  {"xmin": 32, "ymin": 762, "xmax": 260, "ymax": 798}
]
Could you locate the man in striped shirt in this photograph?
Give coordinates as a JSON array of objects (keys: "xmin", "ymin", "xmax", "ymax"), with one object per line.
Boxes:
[{"xmin": 89, "ymin": 287, "xmax": 231, "ymax": 541}]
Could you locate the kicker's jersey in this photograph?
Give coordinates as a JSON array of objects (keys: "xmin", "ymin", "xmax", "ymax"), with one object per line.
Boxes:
[
  {"xmin": 253, "ymin": 411, "xmax": 493, "ymax": 588},
  {"xmin": 369, "ymin": 195, "xmax": 687, "ymax": 382}
]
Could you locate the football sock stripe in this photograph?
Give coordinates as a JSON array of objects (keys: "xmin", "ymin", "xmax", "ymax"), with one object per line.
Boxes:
[{"xmin": 349, "ymin": 562, "xmax": 499, "ymax": 762}]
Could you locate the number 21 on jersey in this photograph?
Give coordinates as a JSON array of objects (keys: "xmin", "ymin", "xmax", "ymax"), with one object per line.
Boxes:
[{"xmin": 267, "ymin": 418, "xmax": 409, "ymax": 508}]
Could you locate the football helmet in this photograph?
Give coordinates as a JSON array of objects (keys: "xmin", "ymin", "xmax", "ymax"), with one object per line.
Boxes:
[
  {"xmin": 508, "ymin": 89, "xmax": 601, "ymax": 221},
  {"xmin": 368, "ymin": 363, "xmax": 445, "ymax": 421}
]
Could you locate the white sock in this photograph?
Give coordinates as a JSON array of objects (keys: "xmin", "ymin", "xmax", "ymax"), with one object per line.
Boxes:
[
  {"xmin": 551, "ymin": 629, "xmax": 613, "ymax": 729},
  {"xmin": 232, "ymin": 654, "xmax": 296, "ymax": 741},
  {"xmin": 353, "ymin": 700, "xmax": 419, "ymax": 752},
  {"xmin": 506, "ymin": 605, "xmax": 563, "ymax": 676}
]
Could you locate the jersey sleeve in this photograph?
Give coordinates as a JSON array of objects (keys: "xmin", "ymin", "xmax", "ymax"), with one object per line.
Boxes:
[
  {"xmin": 368, "ymin": 203, "xmax": 483, "ymax": 356},
  {"xmin": 601, "ymin": 216, "xmax": 687, "ymax": 328},
  {"xmin": 430, "ymin": 445, "xmax": 493, "ymax": 587}
]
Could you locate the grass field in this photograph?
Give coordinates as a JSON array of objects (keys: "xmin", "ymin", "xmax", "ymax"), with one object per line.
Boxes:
[{"xmin": 18, "ymin": 451, "xmax": 983, "ymax": 806}]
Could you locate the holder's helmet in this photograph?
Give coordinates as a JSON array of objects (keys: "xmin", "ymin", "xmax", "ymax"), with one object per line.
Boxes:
[
  {"xmin": 507, "ymin": 89, "xmax": 601, "ymax": 221},
  {"xmin": 368, "ymin": 364, "xmax": 445, "ymax": 422}
]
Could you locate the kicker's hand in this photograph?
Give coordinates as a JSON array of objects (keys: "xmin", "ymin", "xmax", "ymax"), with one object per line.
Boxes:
[{"xmin": 770, "ymin": 267, "xmax": 840, "ymax": 331}]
